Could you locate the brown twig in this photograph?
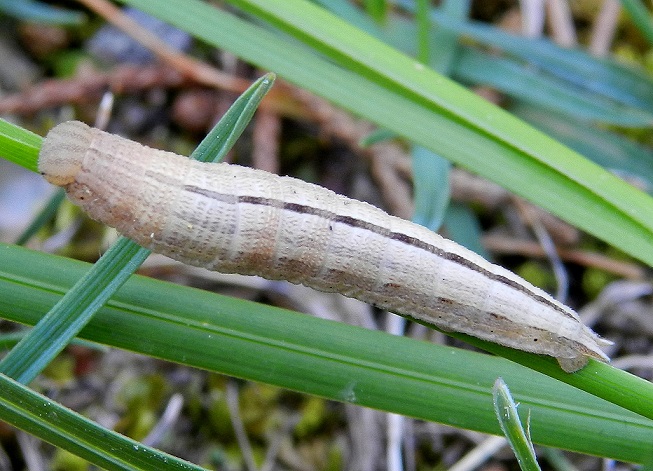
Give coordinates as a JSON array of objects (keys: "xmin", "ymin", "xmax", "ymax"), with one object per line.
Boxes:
[
  {"xmin": 482, "ymin": 234, "xmax": 646, "ymax": 280},
  {"xmin": 0, "ymin": 64, "xmax": 308, "ymax": 120},
  {"xmin": 589, "ymin": 0, "xmax": 621, "ymax": 56},
  {"xmin": 252, "ymin": 106, "xmax": 281, "ymax": 174},
  {"xmin": 75, "ymin": 0, "xmax": 306, "ymax": 115},
  {"xmin": 546, "ymin": 0, "xmax": 578, "ymax": 47},
  {"xmin": 75, "ymin": 0, "xmax": 247, "ymax": 93},
  {"xmin": 0, "ymin": 65, "xmax": 188, "ymax": 115}
]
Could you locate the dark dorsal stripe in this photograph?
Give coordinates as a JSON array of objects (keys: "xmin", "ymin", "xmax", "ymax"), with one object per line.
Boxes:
[{"xmin": 183, "ymin": 185, "xmax": 576, "ymax": 321}]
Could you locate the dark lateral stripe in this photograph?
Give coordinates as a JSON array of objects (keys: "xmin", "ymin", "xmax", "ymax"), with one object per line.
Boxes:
[{"xmin": 184, "ymin": 185, "xmax": 576, "ymax": 321}]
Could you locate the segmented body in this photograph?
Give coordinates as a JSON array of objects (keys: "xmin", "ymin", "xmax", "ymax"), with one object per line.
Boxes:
[{"xmin": 38, "ymin": 121, "xmax": 611, "ymax": 372}]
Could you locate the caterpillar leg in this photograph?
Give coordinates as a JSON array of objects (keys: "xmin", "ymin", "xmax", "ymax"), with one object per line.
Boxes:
[{"xmin": 556, "ymin": 355, "xmax": 588, "ymax": 373}]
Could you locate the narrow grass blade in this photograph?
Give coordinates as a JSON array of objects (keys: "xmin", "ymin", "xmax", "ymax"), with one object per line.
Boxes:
[
  {"xmin": 0, "ymin": 332, "xmax": 104, "ymax": 351},
  {"xmin": 192, "ymin": 73, "xmax": 275, "ymax": 163},
  {"xmin": 408, "ymin": 0, "xmax": 461, "ymax": 233},
  {"xmin": 318, "ymin": 3, "xmax": 651, "ymax": 125},
  {"xmin": 493, "ymin": 377, "xmax": 542, "ymax": 471},
  {"xmin": 0, "ymin": 118, "xmax": 41, "ymax": 172},
  {"xmin": 0, "ymin": 238, "xmax": 150, "ymax": 383},
  {"xmin": 0, "ymin": 373, "xmax": 206, "ymax": 471},
  {"xmin": 443, "ymin": 203, "xmax": 488, "ymax": 259},
  {"xmin": 422, "ymin": 6, "xmax": 653, "ymax": 109},
  {"xmin": 411, "ymin": 146, "xmax": 450, "ymax": 231},
  {"xmin": 428, "ymin": 0, "xmax": 471, "ymax": 71},
  {"xmin": 15, "ymin": 188, "xmax": 66, "ymax": 245},
  {"xmin": 513, "ymin": 103, "xmax": 653, "ymax": 195},
  {"xmin": 363, "ymin": 0, "xmax": 387, "ymax": 23},
  {"xmin": 312, "ymin": 0, "xmax": 392, "ymax": 40},
  {"xmin": 0, "ymin": 0, "xmax": 85, "ymax": 25},
  {"xmin": 454, "ymin": 47, "xmax": 653, "ymax": 126},
  {"xmin": 620, "ymin": 0, "xmax": 653, "ymax": 45},
  {"xmin": 415, "ymin": 0, "xmax": 429, "ymax": 63}
]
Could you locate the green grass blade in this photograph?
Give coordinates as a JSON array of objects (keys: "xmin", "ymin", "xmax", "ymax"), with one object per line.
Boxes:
[
  {"xmin": 454, "ymin": 47, "xmax": 653, "ymax": 126},
  {"xmin": 0, "ymin": 74, "xmax": 275, "ymax": 384},
  {"xmin": 118, "ymin": 0, "xmax": 653, "ymax": 270},
  {"xmin": 493, "ymin": 378, "xmax": 542, "ymax": 471},
  {"xmin": 0, "ymin": 0, "xmax": 85, "ymax": 25},
  {"xmin": 324, "ymin": 2, "xmax": 652, "ymax": 125},
  {"xmin": 0, "ymin": 238, "xmax": 150, "ymax": 383},
  {"xmin": 192, "ymin": 73, "xmax": 275, "ymax": 163},
  {"xmin": 443, "ymin": 203, "xmax": 489, "ymax": 259},
  {"xmin": 513, "ymin": 103, "xmax": 653, "ymax": 194},
  {"xmin": 429, "ymin": 0, "xmax": 470, "ymax": 70},
  {"xmin": 0, "ymin": 331, "xmax": 104, "ymax": 351},
  {"xmin": 1, "ymin": 244, "xmax": 652, "ymax": 462},
  {"xmin": 363, "ymin": 0, "xmax": 387, "ymax": 23},
  {"xmin": 312, "ymin": 0, "xmax": 391, "ymax": 40},
  {"xmin": 415, "ymin": 0, "xmax": 429, "ymax": 63},
  {"xmin": 411, "ymin": 146, "xmax": 450, "ymax": 231},
  {"xmin": 640, "ymin": 451, "xmax": 653, "ymax": 471},
  {"xmin": 408, "ymin": 0, "xmax": 464, "ymax": 232},
  {"xmin": 0, "ymin": 118, "xmax": 41, "ymax": 172},
  {"xmin": 15, "ymin": 188, "xmax": 66, "ymax": 245},
  {"xmin": 423, "ymin": 6, "xmax": 653, "ymax": 109},
  {"xmin": 620, "ymin": 0, "xmax": 653, "ymax": 45},
  {"xmin": 0, "ymin": 373, "xmax": 206, "ymax": 471}
]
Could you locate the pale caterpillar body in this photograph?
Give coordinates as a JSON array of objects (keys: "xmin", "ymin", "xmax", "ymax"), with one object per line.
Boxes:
[{"xmin": 38, "ymin": 121, "xmax": 611, "ymax": 372}]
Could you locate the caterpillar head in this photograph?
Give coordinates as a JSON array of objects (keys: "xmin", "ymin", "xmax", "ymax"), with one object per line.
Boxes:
[{"xmin": 38, "ymin": 121, "xmax": 92, "ymax": 186}]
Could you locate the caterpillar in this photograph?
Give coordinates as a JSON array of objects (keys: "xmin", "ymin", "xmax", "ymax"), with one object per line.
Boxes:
[{"xmin": 38, "ymin": 121, "xmax": 611, "ymax": 372}]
